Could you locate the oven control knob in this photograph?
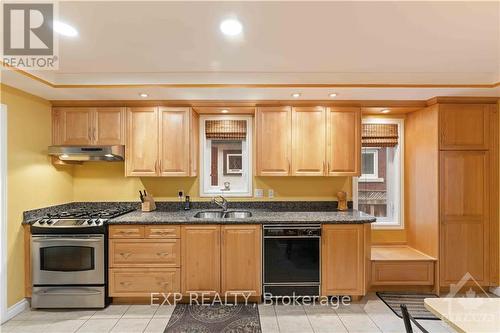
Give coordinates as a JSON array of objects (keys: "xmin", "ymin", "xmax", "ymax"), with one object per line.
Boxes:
[
  {"xmin": 87, "ymin": 220, "xmax": 93, "ymax": 225},
  {"xmin": 38, "ymin": 219, "xmax": 45, "ymax": 225},
  {"xmin": 95, "ymin": 220, "xmax": 102, "ymax": 225},
  {"xmin": 46, "ymin": 220, "xmax": 53, "ymax": 225}
]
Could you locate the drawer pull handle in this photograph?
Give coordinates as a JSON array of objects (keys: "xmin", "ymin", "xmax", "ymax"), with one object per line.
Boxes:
[
  {"xmin": 119, "ymin": 252, "xmax": 132, "ymax": 259},
  {"xmin": 118, "ymin": 230, "xmax": 136, "ymax": 235},
  {"xmin": 120, "ymin": 282, "xmax": 131, "ymax": 286},
  {"xmin": 154, "ymin": 231, "xmax": 170, "ymax": 235},
  {"xmin": 157, "ymin": 252, "xmax": 169, "ymax": 257}
]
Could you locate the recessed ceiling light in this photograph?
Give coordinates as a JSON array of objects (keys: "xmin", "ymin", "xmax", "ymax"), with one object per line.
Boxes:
[
  {"xmin": 139, "ymin": 93, "xmax": 149, "ymax": 98},
  {"xmin": 220, "ymin": 19, "xmax": 243, "ymax": 36},
  {"xmin": 329, "ymin": 93, "xmax": 338, "ymax": 98},
  {"xmin": 53, "ymin": 21, "xmax": 78, "ymax": 37},
  {"xmin": 221, "ymin": 109, "xmax": 229, "ymax": 113},
  {"xmin": 291, "ymin": 93, "xmax": 301, "ymax": 98},
  {"xmin": 381, "ymin": 109, "xmax": 390, "ymax": 113}
]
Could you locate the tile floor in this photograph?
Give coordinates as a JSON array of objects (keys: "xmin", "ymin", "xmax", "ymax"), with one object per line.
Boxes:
[{"xmin": 0, "ymin": 293, "xmax": 455, "ymax": 333}]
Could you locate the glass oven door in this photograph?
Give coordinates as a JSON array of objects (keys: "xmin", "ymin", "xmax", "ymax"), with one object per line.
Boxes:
[{"xmin": 32, "ymin": 235, "xmax": 104, "ymax": 285}]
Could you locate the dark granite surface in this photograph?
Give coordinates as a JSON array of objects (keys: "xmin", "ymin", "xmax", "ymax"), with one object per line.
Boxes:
[{"xmin": 22, "ymin": 201, "xmax": 375, "ymax": 225}]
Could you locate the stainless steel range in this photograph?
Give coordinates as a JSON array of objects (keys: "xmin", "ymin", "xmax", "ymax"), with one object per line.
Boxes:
[{"xmin": 30, "ymin": 206, "xmax": 134, "ymax": 308}]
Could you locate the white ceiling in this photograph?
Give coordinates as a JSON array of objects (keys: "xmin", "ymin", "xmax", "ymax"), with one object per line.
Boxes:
[{"xmin": 1, "ymin": 1, "xmax": 499, "ymax": 100}]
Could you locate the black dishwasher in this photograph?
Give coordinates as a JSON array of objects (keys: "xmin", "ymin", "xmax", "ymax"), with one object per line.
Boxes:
[{"xmin": 263, "ymin": 225, "xmax": 321, "ymax": 297}]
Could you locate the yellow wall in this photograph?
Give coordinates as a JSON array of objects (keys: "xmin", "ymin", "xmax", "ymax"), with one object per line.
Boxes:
[
  {"xmin": 72, "ymin": 162, "xmax": 352, "ymax": 201},
  {"xmin": 1, "ymin": 84, "xmax": 74, "ymax": 307}
]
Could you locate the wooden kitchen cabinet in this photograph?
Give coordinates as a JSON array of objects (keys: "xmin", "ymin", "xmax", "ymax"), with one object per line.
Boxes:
[
  {"xmin": 94, "ymin": 107, "xmax": 126, "ymax": 145},
  {"xmin": 181, "ymin": 225, "xmax": 221, "ymax": 295},
  {"xmin": 53, "ymin": 108, "xmax": 94, "ymax": 145},
  {"xmin": 125, "ymin": 107, "xmax": 198, "ymax": 177},
  {"xmin": 108, "ymin": 225, "xmax": 182, "ymax": 297},
  {"xmin": 440, "ymin": 150, "xmax": 490, "ymax": 286},
  {"xmin": 326, "ymin": 107, "xmax": 361, "ymax": 176},
  {"xmin": 321, "ymin": 224, "xmax": 369, "ymax": 296},
  {"xmin": 159, "ymin": 107, "xmax": 191, "ymax": 176},
  {"xmin": 221, "ymin": 225, "xmax": 261, "ymax": 296},
  {"xmin": 126, "ymin": 107, "xmax": 159, "ymax": 176},
  {"xmin": 256, "ymin": 107, "xmax": 292, "ymax": 176},
  {"xmin": 439, "ymin": 104, "xmax": 492, "ymax": 150},
  {"xmin": 53, "ymin": 107, "xmax": 125, "ymax": 145},
  {"xmin": 292, "ymin": 106, "xmax": 326, "ymax": 176}
]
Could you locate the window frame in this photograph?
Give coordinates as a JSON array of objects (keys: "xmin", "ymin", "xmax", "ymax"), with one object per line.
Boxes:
[
  {"xmin": 199, "ymin": 115, "xmax": 253, "ymax": 197},
  {"xmin": 353, "ymin": 117, "xmax": 404, "ymax": 230}
]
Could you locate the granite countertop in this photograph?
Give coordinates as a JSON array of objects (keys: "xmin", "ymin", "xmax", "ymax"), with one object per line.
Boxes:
[
  {"xmin": 22, "ymin": 201, "xmax": 376, "ymax": 225},
  {"xmin": 108, "ymin": 209, "xmax": 376, "ymax": 225}
]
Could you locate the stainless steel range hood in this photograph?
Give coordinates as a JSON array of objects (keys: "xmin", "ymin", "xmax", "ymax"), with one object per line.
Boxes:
[{"xmin": 48, "ymin": 145, "xmax": 125, "ymax": 162}]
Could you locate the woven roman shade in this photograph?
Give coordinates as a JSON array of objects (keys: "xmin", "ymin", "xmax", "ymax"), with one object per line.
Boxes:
[
  {"xmin": 205, "ymin": 120, "xmax": 247, "ymax": 140},
  {"xmin": 362, "ymin": 123, "xmax": 399, "ymax": 147}
]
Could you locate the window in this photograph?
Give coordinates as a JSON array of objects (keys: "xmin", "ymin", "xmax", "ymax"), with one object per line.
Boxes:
[
  {"xmin": 360, "ymin": 148, "xmax": 384, "ymax": 182},
  {"xmin": 200, "ymin": 115, "xmax": 253, "ymax": 197},
  {"xmin": 354, "ymin": 118, "xmax": 404, "ymax": 229}
]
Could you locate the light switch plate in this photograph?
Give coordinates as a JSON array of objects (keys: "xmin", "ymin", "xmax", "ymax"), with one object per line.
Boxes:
[
  {"xmin": 254, "ymin": 189, "xmax": 264, "ymax": 198},
  {"xmin": 268, "ymin": 189, "xmax": 274, "ymax": 198}
]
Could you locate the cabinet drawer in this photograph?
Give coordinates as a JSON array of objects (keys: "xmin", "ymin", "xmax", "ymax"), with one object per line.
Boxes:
[
  {"xmin": 145, "ymin": 226, "xmax": 180, "ymax": 239},
  {"xmin": 109, "ymin": 268, "xmax": 180, "ymax": 297},
  {"xmin": 109, "ymin": 239, "xmax": 180, "ymax": 267},
  {"xmin": 109, "ymin": 225, "xmax": 144, "ymax": 239},
  {"xmin": 371, "ymin": 261, "xmax": 434, "ymax": 285}
]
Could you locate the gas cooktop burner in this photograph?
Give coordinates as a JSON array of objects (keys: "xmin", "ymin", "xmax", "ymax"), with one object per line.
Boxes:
[{"xmin": 30, "ymin": 206, "xmax": 135, "ymax": 233}]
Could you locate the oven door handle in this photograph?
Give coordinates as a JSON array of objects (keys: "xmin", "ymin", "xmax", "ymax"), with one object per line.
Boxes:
[
  {"xmin": 33, "ymin": 288, "xmax": 103, "ymax": 296},
  {"xmin": 31, "ymin": 238, "xmax": 102, "ymax": 243}
]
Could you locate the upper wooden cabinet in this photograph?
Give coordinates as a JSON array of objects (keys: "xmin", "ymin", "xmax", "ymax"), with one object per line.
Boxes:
[
  {"xmin": 292, "ymin": 106, "xmax": 326, "ymax": 176},
  {"xmin": 326, "ymin": 107, "xmax": 361, "ymax": 176},
  {"xmin": 126, "ymin": 107, "xmax": 159, "ymax": 177},
  {"xmin": 94, "ymin": 108, "xmax": 126, "ymax": 145},
  {"xmin": 439, "ymin": 104, "xmax": 493, "ymax": 150},
  {"xmin": 181, "ymin": 225, "xmax": 221, "ymax": 295},
  {"xmin": 256, "ymin": 107, "xmax": 292, "ymax": 176},
  {"xmin": 221, "ymin": 225, "xmax": 261, "ymax": 296},
  {"xmin": 321, "ymin": 224, "xmax": 369, "ymax": 296},
  {"xmin": 53, "ymin": 107, "xmax": 125, "ymax": 146},
  {"xmin": 159, "ymin": 107, "xmax": 191, "ymax": 176},
  {"xmin": 125, "ymin": 106, "xmax": 198, "ymax": 177},
  {"xmin": 256, "ymin": 106, "xmax": 360, "ymax": 177}
]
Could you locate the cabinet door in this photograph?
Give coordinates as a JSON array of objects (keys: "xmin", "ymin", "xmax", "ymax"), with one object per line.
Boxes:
[
  {"xmin": 256, "ymin": 107, "xmax": 292, "ymax": 176},
  {"xmin": 182, "ymin": 225, "xmax": 221, "ymax": 295},
  {"xmin": 439, "ymin": 104, "xmax": 492, "ymax": 150},
  {"xmin": 326, "ymin": 107, "xmax": 361, "ymax": 176},
  {"xmin": 125, "ymin": 107, "xmax": 158, "ymax": 176},
  {"xmin": 321, "ymin": 225, "xmax": 366, "ymax": 296},
  {"xmin": 109, "ymin": 268, "xmax": 180, "ymax": 297},
  {"xmin": 158, "ymin": 107, "xmax": 190, "ymax": 176},
  {"xmin": 94, "ymin": 107, "xmax": 125, "ymax": 145},
  {"xmin": 109, "ymin": 239, "xmax": 180, "ymax": 268},
  {"xmin": 190, "ymin": 111, "xmax": 199, "ymax": 177},
  {"xmin": 440, "ymin": 151, "xmax": 490, "ymax": 286},
  {"xmin": 53, "ymin": 108, "xmax": 93, "ymax": 145},
  {"xmin": 292, "ymin": 107, "xmax": 326, "ymax": 176},
  {"xmin": 221, "ymin": 225, "xmax": 261, "ymax": 296}
]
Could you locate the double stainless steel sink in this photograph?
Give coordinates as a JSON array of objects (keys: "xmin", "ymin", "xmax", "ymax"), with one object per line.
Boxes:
[{"xmin": 194, "ymin": 211, "xmax": 252, "ymax": 219}]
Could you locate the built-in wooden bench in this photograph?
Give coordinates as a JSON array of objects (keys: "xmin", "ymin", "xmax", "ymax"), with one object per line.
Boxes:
[{"xmin": 371, "ymin": 245, "xmax": 437, "ymax": 286}]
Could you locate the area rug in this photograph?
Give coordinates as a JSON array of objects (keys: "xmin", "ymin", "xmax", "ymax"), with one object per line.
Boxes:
[
  {"xmin": 164, "ymin": 304, "xmax": 261, "ymax": 332},
  {"xmin": 376, "ymin": 292, "xmax": 439, "ymax": 320}
]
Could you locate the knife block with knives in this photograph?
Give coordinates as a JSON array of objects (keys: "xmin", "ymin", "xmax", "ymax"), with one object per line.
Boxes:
[{"xmin": 139, "ymin": 190, "xmax": 156, "ymax": 212}]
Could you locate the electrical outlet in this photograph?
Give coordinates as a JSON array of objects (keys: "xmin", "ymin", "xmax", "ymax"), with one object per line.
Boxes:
[
  {"xmin": 268, "ymin": 189, "xmax": 274, "ymax": 198},
  {"xmin": 254, "ymin": 189, "xmax": 264, "ymax": 198},
  {"xmin": 178, "ymin": 190, "xmax": 184, "ymax": 199}
]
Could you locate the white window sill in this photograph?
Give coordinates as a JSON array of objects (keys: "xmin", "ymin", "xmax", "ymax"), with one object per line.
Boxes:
[
  {"xmin": 359, "ymin": 177, "xmax": 385, "ymax": 183},
  {"xmin": 371, "ymin": 222, "xmax": 404, "ymax": 230}
]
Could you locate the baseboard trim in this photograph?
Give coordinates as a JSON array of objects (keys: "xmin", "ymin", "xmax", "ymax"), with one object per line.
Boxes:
[
  {"xmin": 4, "ymin": 298, "xmax": 29, "ymax": 322},
  {"xmin": 489, "ymin": 287, "xmax": 500, "ymax": 297}
]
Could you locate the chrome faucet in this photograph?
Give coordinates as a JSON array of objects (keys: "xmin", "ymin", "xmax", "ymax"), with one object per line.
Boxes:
[{"xmin": 212, "ymin": 196, "xmax": 228, "ymax": 212}]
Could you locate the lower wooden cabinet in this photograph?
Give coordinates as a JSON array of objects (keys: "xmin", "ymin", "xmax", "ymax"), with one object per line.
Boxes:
[
  {"xmin": 221, "ymin": 225, "xmax": 262, "ymax": 296},
  {"xmin": 109, "ymin": 268, "xmax": 180, "ymax": 297},
  {"xmin": 321, "ymin": 224, "xmax": 370, "ymax": 296},
  {"xmin": 109, "ymin": 239, "xmax": 180, "ymax": 268},
  {"xmin": 181, "ymin": 225, "xmax": 221, "ymax": 295}
]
